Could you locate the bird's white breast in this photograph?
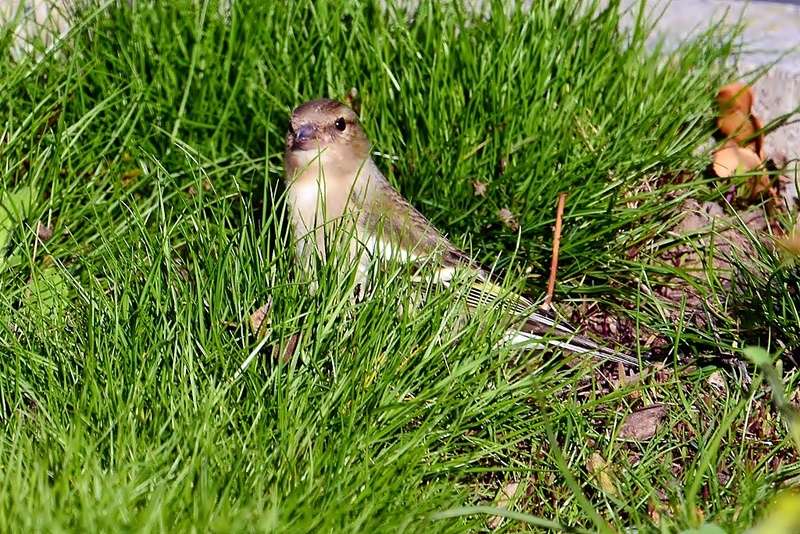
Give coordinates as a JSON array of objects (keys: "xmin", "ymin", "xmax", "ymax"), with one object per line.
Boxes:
[
  {"xmin": 286, "ymin": 154, "xmax": 367, "ymax": 274},
  {"xmin": 288, "ymin": 174, "xmax": 324, "ymax": 233}
]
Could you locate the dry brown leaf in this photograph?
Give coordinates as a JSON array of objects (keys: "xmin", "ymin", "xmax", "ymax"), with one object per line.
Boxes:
[
  {"xmin": 40, "ymin": 254, "xmax": 55, "ymax": 268},
  {"xmin": 618, "ymin": 404, "xmax": 667, "ymax": 441},
  {"xmin": 249, "ymin": 301, "xmax": 272, "ymax": 338},
  {"xmin": 712, "ymin": 144, "xmax": 762, "ymax": 178},
  {"xmin": 273, "ymin": 332, "xmax": 301, "ymax": 363},
  {"xmin": 487, "ymin": 480, "xmax": 520, "ymax": 530},
  {"xmin": 717, "ymin": 82, "xmax": 753, "ymax": 114},
  {"xmin": 497, "ymin": 208, "xmax": 519, "ymax": 231},
  {"xmin": 472, "ymin": 180, "xmax": 488, "ymax": 197},
  {"xmin": 586, "ymin": 452, "xmax": 618, "ymax": 496},
  {"xmin": 615, "ymin": 362, "xmax": 626, "ymax": 390}
]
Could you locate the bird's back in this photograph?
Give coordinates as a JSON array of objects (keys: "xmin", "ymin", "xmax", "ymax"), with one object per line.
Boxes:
[{"xmin": 358, "ymin": 159, "xmax": 472, "ymax": 270}]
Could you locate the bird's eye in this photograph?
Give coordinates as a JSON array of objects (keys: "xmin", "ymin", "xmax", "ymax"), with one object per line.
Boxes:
[{"xmin": 334, "ymin": 117, "xmax": 346, "ymax": 131}]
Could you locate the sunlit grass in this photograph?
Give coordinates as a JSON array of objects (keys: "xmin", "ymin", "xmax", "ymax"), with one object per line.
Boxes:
[{"xmin": 0, "ymin": 0, "xmax": 798, "ymax": 532}]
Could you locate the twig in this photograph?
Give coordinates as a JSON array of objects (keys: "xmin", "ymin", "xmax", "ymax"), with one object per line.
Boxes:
[{"xmin": 544, "ymin": 193, "xmax": 567, "ymax": 308}]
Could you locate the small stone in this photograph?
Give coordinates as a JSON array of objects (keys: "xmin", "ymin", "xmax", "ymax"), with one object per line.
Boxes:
[
  {"xmin": 618, "ymin": 404, "xmax": 668, "ymax": 441},
  {"xmin": 707, "ymin": 370, "xmax": 727, "ymax": 393},
  {"xmin": 36, "ymin": 221, "xmax": 53, "ymax": 242}
]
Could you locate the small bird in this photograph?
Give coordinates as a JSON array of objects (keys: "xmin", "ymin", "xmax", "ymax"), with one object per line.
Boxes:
[{"xmin": 283, "ymin": 98, "xmax": 638, "ymax": 366}]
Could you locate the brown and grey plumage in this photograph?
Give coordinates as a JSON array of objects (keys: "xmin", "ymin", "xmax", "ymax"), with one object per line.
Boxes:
[{"xmin": 283, "ymin": 98, "xmax": 638, "ymax": 367}]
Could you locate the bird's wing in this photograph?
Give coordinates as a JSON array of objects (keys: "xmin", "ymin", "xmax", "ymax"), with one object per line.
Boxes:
[
  {"xmin": 359, "ymin": 169, "xmax": 639, "ymax": 367},
  {"xmin": 359, "ymin": 172, "xmax": 464, "ymax": 265}
]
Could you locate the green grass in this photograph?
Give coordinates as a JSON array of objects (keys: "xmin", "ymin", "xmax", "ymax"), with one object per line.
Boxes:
[{"xmin": 1, "ymin": 0, "xmax": 798, "ymax": 532}]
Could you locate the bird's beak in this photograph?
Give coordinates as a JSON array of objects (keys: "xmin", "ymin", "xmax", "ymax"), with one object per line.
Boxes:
[{"xmin": 290, "ymin": 123, "xmax": 316, "ymax": 151}]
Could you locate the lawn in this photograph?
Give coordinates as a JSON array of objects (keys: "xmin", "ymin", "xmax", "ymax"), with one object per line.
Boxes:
[{"xmin": 1, "ymin": 0, "xmax": 798, "ymax": 532}]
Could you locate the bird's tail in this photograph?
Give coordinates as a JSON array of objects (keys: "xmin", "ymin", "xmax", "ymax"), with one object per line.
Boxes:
[
  {"xmin": 464, "ymin": 276, "xmax": 640, "ymax": 367},
  {"xmin": 505, "ymin": 310, "xmax": 641, "ymax": 367}
]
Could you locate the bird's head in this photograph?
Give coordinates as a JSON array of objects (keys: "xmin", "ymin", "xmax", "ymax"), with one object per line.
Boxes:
[{"xmin": 284, "ymin": 98, "xmax": 370, "ymax": 174}]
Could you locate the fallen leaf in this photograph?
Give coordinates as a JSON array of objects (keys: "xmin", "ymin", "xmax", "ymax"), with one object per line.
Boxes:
[
  {"xmin": 618, "ymin": 404, "xmax": 667, "ymax": 441},
  {"xmin": 249, "ymin": 300, "xmax": 272, "ymax": 338},
  {"xmin": 615, "ymin": 361, "xmax": 626, "ymax": 389},
  {"xmin": 497, "ymin": 208, "xmax": 519, "ymax": 231},
  {"xmin": 648, "ymin": 502, "xmax": 662, "ymax": 523},
  {"xmin": 487, "ymin": 480, "xmax": 520, "ymax": 530},
  {"xmin": 692, "ymin": 507, "xmax": 706, "ymax": 525},
  {"xmin": 273, "ymin": 332, "xmax": 301, "ymax": 363},
  {"xmin": 748, "ymin": 174, "xmax": 772, "ymax": 200},
  {"xmin": 472, "ymin": 180, "xmax": 487, "ymax": 197},
  {"xmin": 586, "ymin": 452, "xmax": 618, "ymax": 496},
  {"xmin": 717, "ymin": 464, "xmax": 732, "ymax": 486}
]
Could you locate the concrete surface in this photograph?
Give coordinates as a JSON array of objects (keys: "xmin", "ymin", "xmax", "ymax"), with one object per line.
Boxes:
[
  {"xmin": 636, "ymin": 0, "xmax": 800, "ymax": 178},
  {"xmin": 0, "ymin": 0, "xmax": 73, "ymax": 60}
]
